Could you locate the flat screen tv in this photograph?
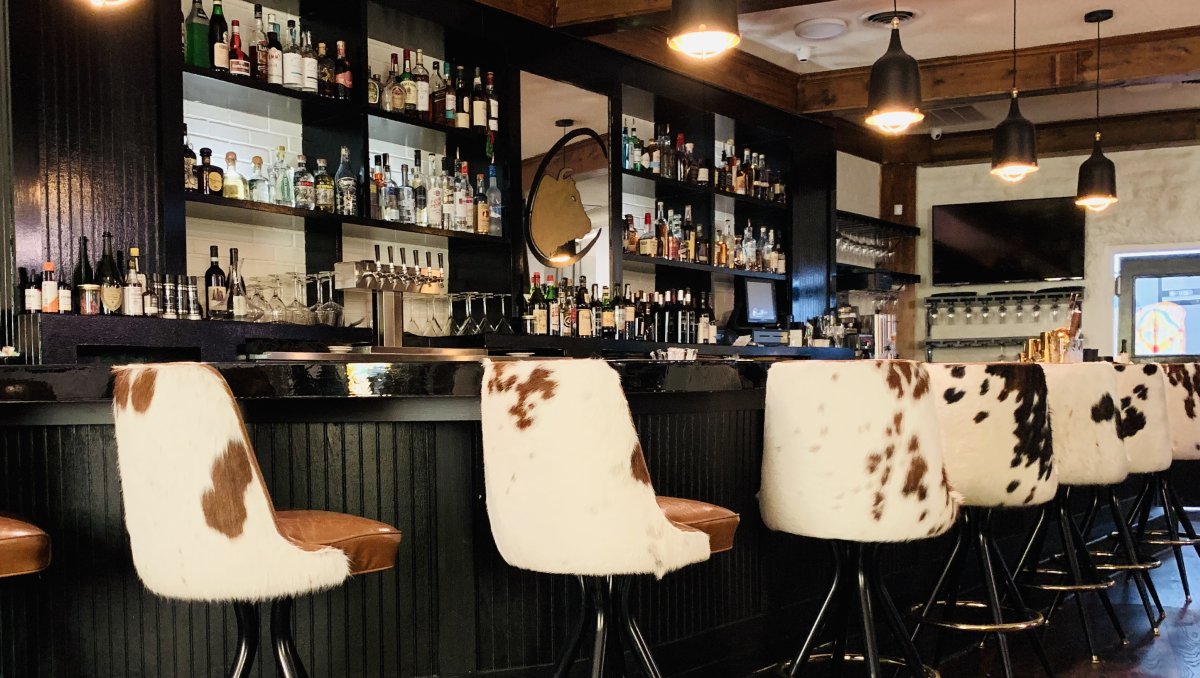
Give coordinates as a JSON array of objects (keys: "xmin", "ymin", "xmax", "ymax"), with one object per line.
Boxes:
[{"xmin": 931, "ymin": 197, "xmax": 1085, "ymax": 286}]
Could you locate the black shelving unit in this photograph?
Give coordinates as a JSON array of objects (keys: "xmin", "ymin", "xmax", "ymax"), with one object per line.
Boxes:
[{"xmin": 622, "ymin": 253, "xmax": 786, "ymax": 281}]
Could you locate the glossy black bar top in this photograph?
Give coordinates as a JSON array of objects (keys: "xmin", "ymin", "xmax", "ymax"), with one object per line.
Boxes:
[{"xmin": 0, "ymin": 359, "xmax": 787, "ymax": 403}]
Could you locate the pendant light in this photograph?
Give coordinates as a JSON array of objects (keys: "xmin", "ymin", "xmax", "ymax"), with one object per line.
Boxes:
[
  {"xmin": 1076, "ymin": 9, "xmax": 1118, "ymax": 212},
  {"xmin": 667, "ymin": 0, "xmax": 742, "ymax": 59},
  {"xmin": 864, "ymin": 1, "xmax": 924, "ymax": 135},
  {"xmin": 990, "ymin": 0, "xmax": 1038, "ymax": 183}
]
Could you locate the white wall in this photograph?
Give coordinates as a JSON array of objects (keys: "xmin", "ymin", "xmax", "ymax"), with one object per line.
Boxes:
[
  {"xmin": 836, "ymin": 152, "xmax": 881, "ymax": 218},
  {"xmin": 916, "ymin": 144, "xmax": 1200, "ymax": 361}
]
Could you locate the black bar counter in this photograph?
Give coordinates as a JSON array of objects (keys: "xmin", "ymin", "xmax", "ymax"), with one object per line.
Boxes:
[{"xmin": 0, "ymin": 356, "xmax": 882, "ymax": 678}]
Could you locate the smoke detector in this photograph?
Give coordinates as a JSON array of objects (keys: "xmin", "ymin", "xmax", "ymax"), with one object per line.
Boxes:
[
  {"xmin": 793, "ymin": 17, "xmax": 849, "ymax": 40},
  {"xmin": 861, "ymin": 9, "xmax": 919, "ymax": 28}
]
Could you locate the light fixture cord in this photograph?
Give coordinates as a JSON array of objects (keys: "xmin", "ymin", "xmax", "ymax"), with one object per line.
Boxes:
[
  {"xmin": 1096, "ymin": 20, "xmax": 1102, "ymax": 125},
  {"xmin": 1011, "ymin": 0, "xmax": 1017, "ymax": 90}
]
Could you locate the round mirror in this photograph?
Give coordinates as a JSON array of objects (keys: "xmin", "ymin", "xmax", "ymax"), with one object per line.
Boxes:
[{"xmin": 524, "ymin": 127, "xmax": 608, "ymax": 268}]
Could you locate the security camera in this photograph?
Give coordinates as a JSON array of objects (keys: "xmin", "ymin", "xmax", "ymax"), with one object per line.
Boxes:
[
  {"xmin": 930, "ymin": 127, "xmax": 944, "ymax": 141},
  {"xmin": 795, "ymin": 45, "xmax": 814, "ymax": 63}
]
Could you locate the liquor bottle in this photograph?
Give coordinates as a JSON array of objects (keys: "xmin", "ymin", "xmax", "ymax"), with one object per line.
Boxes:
[
  {"xmin": 611, "ymin": 284, "xmax": 625, "ymax": 340},
  {"xmin": 411, "ymin": 151, "xmax": 427, "ymax": 226},
  {"xmin": 208, "ymin": 0, "xmax": 229, "ymax": 73},
  {"xmin": 247, "ymin": 155, "xmax": 270, "ymax": 202},
  {"xmin": 183, "ymin": 124, "xmax": 198, "ymax": 192},
  {"xmin": 220, "ymin": 152, "xmax": 245, "ymax": 200},
  {"xmin": 293, "ymin": 155, "xmax": 315, "ymax": 210},
  {"xmin": 334, "ymin": 41, "xmax": 352, "ymax": 100},
  {"xmin": 773, "ymin": 231, "xmax": 786, "ymax": 274},
  {"xmin": 21, "ymin": 268, "xmax": 39, "ymax": 315},
  {"xmin": 123, "ymin": 253, "xmax": 144, "ymax": 317},
  {"xmin": 399, "ymin": 51, "xmax": 417, "ymax": 115},
  {"xmin": 313, "ymin": 158, "xmax": 334, "ymax": 212},
  {"xmin": 757, "ymin": 226, "xmax": 767, "ymax": 271},
  {"xmin": 454, "ymin": 66, "xmax": 470, "ymax": 129},
  {"xmin": 454, "ymin": 161, "xmax": 471, "ymax": 231},
  {"xmin": 381, "ymin": 155, "xmax": 400, "ymax": 221},
  {"xmin": 430, "ymin": 61, "xmax": 446, "ymax": 123},
  {"xmin": 598, "ymin": 286, "xmax": 615, "ymax": 339},
  {"xmin": 442, "ymin": 63, "xmax": 456, "ymax": 124},
  {"xmin": 559, "ymin": 277, "xmax": 574, "ymax": 337},
  {"xmin": 697, "ymin": 291, "xmax": 713, "ymax": 344},
  {"xmin": 529, "ymin": 273, "xmax": 547, "ymax": 335},
  {"xmin": 621, "ymin": 119, "xmax": 630, "ymax": 170},
  {"xmin": 228, "ymin": 20, "xmax": 250, "ymax": 77},
  {"xmin": 317, "ymin": 42, "xmax": 335, "ymax": 98},
  {"xmin": 334, "ymin": 146, "xmax": 357, "ymax": 217},
  {"xmin": 413, "ymin": 49, "xmax": 430, "ymax": 118},
  {"xmin": 366, "ymin": 66, "xmax": 380, "ymax": 107},
  {"xmin": 732, "ymin": 234, "xmax": 745, "ymax": 269},
  {"xmin": 272, "ymin": 146, "xmax": 293, "ymax": 205},
  {"xmin": 647, "ymin": 125, "xmax": 660, "ymax": 175},
  {"xmin": 266, "ymin": 15, "xmax": 283, "ymax": 85},
  {"xmin": 203, "ymin": 246, "xmax": 228, "ymax": 319},
  {"xmin": 545, "ymin": 275, "xmax": 560, "ymax": 336},
  {"xmin": 695, "ymin": 223, "xmax": 709, "ymax": 264},
  {"xmin": 653, "ymin": 201, "xmax": 667, "ymax": 259},
  {"xmin": 397, "ymin": 165, "xmax": 415, "ymax": 223},
  {"xmin": 382, "ymin": 53, "xmax": 399, "ymax": 112},
  {"xmin": 486, "ymin": 162, "xmax": 503, "ymax": 237},
  {"xmin": 765, "ymin": 229, "xmax": 777, "ymax": 272},
  {"xmin": 226, "ymin": 248, "xmax": 248, "ymax": 320},
  {"xmin": 426, "ymin": 154, "xmax": 443, "ymax": 228},
  {"xmin": 251, "ymin": 4, "xmax": 267, "ymax": 82},
  {"xmin": 282, "ymin": 20, "xmax": 302, "ymax": 89},
  {"xmin": 196, "ymin": 148, "xmax": 224, "ymax": 195},
  {"xmin": 622, "ymin": 284, "xmax": 637, "ymax": 340},
  {"xmin": 142, "ymin": 274, "xmax": 160, "ymax": 317},
  {"xmin": 71, "ymin": 235, "xmax": 94, "ymax": 312},
  {"xmin": 486, "ymin": 71, "xmax": 499, "ymax": 133},
  {"xmin": 589, "ymin": 283, "xmax": 604, "ymax": 337},
  {"xmin": 630, "ymin": 127, "xmax": 641, "ymax": 172},
  {"xmin": 184, "ymin": 0, "xmax": 210, "ymax": 69},
  {"xmin": 576, "ymin": 277, "xmax": 593, "ymax": 338},
  {"xmin": 743, "ymin": 222, "xmax": 757, "ymax": 270},
  {"xmin": 301, "ymin": 31, "xmax": 318, "ymax": 93},
  {"xmin": 96, "ymin": 231, "xmax": 122, "ymax": 315},
  {"xmin": 474, "ymin": 173, "xmax": 489, "ymax": 235},
  {"xmin": 723, "ymin": 220, "xmax": 736, "ymax": 269},
  {"xmin": 368, "ymin": 154, "xmax": 382, "ymax": 219},
  {"xmin": 441, "ymin": 156, "xmax": 456, "ymax": 229},
  {"xmin": 40, "ymin": 262, "xmax": 58, "ymax": 314}
]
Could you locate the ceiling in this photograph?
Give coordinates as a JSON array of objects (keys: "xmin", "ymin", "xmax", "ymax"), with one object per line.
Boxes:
[{"xmin": 519, "ymin": 72, "xmax": 610, "ymax": 159}]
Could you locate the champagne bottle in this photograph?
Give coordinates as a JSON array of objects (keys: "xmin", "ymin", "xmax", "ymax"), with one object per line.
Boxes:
[{"xmin": 96, "ymin": 232, "xmax": 122, "ymax": 315}]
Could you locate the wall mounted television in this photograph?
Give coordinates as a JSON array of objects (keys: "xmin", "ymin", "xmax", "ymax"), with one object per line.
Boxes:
[{"xmin": 931, "ymin": 197, "xmax": 1086, "ymax": 286}]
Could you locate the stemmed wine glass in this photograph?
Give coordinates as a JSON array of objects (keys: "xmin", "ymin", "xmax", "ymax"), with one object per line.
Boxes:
[
  {"xmin": 268, "ymin": 275, "xmax": 288, "ymax": 323},
  {"xmin": 286, "ymin": 273, "xmax": 312, "ymax": 325},
  {"xmin": 494, "ymin": 294, "xmax": 515, "ymax": 335},
  {"xmin": 422, "ymin": 296, "xmax": 446, "ymax": 337},
  {"xmin": 248, "ymin": 283, "xmax": 271, "ymax": 323},
  {"xmin": 315, "ymin": 273, "xmax": 343, "ymax": 327}
]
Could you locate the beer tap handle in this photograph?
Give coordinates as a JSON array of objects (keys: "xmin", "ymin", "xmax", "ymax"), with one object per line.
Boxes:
[
  {"xmin": 373, "ymin": 244, "xmax": 381, "ymax": 263},
  {"xmin": 412, "ymin": 249, "xmax": 420, "ymax": 268},
  {"xmin": 425, "ymin": 251, "xmax": 432, "ymax": 268},
  {"xmin": 399, "ymin": 249, "xmax": 407, "ymax": 266},
  {"xmin": 387, "ymin": 246, "xmax": 394, "ymax": 264},
  {"xmin": 437, "ymin": 252, "xmax": 444, "ymax": 271}
]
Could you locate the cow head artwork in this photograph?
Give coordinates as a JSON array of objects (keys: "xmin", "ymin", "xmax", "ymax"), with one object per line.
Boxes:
[{"xmin": 525, "ymin": 127, "xmax": 607, "ymax": 267}]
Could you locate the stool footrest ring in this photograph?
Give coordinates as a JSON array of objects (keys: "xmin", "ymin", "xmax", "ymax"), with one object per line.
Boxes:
[
  {"xmin": 1024, "ymin": 567, "xmax": 1115, "ymax": 591},
  {"xmin": 1087, "ymin": 549, "xmax": 1162, "ymax": 572},
  {"xmin": 907, "ymin": 600, "xmax": 1044, "ymax": 633},
  {"xmin": 778, "ymin": 653, "xmax": 939, "ymax": 677},
  {"xmin": 1138, "ymin": 529, "xmax": 1200, "ymax": 547}
]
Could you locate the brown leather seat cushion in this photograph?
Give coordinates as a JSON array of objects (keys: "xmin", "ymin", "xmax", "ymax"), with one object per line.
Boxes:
[
  {"xmin": 275, "ymin": 510, "xmax": 401, "ymax": 576},
  {"xmin": 657, "ymin": 497, "xmax": 739, "ymax": 554},
  {"xmin": 0, "ymin": 515, "xmax": 50, "ymax": 578}
]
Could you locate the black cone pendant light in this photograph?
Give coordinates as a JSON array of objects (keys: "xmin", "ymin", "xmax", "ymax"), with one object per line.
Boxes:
[
  {"xmin": 865, "ymin": 1, "xmax": 924, "ymax": 134},
  {"xmin": 991, "ymin": 0, "xmax": 1038, "ymax": 183},
  {"xmin": 1076, "ymin": 9, "xmax": 1118, "ymax": 212},
  {"xmin": 667, "ymin": 0, "xmax": 742, "ymax": 59}
]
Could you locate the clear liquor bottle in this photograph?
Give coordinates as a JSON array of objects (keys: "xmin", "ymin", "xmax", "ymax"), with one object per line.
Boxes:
[
  {"xmin": 454, "ymin": 161, "xmax": 471, "ymax": 231},
  {"xmin": 301, "ymin": 30, "xmax": 318, "ymax": 93},
  {"xmin": 293, "ymin": 155, "xmax": 315, "ymax": 210},
  {"xmin": 226, "ymin": 248, "xmax": 248, "ymax": 320},
  {"xmin": 397, "ymin": 165, "xmax": 415, "ymax": 223},
  {"xmin": 266, "ymin": 15, "xmax": 283, "ymax": 85},
  {"xmin": 222, "ymin": 151, "xmax": 247, "ymax": 200},
  {"xmin": 282, "ymin": 20, "xmax": 302, "ymax": 89},
  {"xmin": 486, "ymin": 162, "xmax": 503, "ymax": 237},
  {"xmin": 441, "ymin": 156, "xmax": 455, "ymax": 229},
  {"xmin": 426, "ymin": 154, "xmax": 443, "ymax": 228},
  {"xmin": 743, "ymin": 222, "xmax": 757, "ymax": 270},
  {"xmin": 413, "ymin": 49, "xmax": 430, "ymax": 119},
  {"xmin": 334, "ymin": 146, "xmax": 357, "ymax": 217},
  {"xmin": 411, "ymin": 151, "xmax": 427, "ymax": 226},
  {"xmin": 313, "ymin": 158, "xmax": 334, "ymax": 212},
  {"xmin": 272, "ymin": 145, "xmax": 293, "ymax": 205},
  {"xmin": 248, "ymin": 155, "xmax": 271, "ymax": 202},
  {"xmin": 381, "ymin": 155, "xmax": 400, "ymax": 222},
  {"xmin": 251, "ymin": 4, "xmax": 267, "ymax": 82},
  {"xmin": 385, "ymin": 53, "xmax": 402, "ymax": 112}
]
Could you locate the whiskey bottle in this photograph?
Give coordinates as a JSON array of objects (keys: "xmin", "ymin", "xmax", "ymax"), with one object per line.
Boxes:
[
  {"xmin": 313, "ymin": 158, "xmax": 334, "ymax": 212},
  {"xmin": 385, "ymin": 53, "xmax": 401, "ymax": 112},
  {"xmin": 366, "ymin": 66, "xmax": 380, "ymax": 107},
  {"xmin": 474, "ymin": 173, "xmax": 489, "ymax": 235},
  {"xmin": 183, "ymin": 124, "xmax": 198, "ymax": 192},
  {"xmin": 335, "ymin": 146, "xmax": 357, "ymax": 217},
  {"xmin": 471, "ymin": 68, "xmax": 487, "ymax": 132},
  {"xmin": 96, "ymin": 231, "xmax": 122, "ymax": 315},
  {"xmin": 334, "ymin": 40, "xmax": 352, "ymax": 100},
  {"xmin": 411, "ymin": 151, "xmax": 427, "ymax": 226},
  {"xmin": 222, "ymin": 152, "xmax": 246, "ymax": 200},
  {"xmin": 226, "ymin": 248, "xmax": 247, "ymax": 320},
  {"xmin": 454, "ymin": 66, "xmax": 470, "ymax": 129},
  {"xmin": 197, "ymin": 148, "xmax": 224, "ymax": 195},
  {"xmin": 142, "ymin": 274, "xmax": 160, "ymax": 317},
  {"xmin": 301, "ymin": 31, "xmax": 318, "ymax": 93},
  {"xmin": 248, "ymin": 155, "xmax": 271, "ymax": 202},
  {"xmin": 317, "ymin": 42, "xmax": 335, "ymax": 98},
  {"xmin": 399, "ymin": 51, "xmax": 417, "ymax": 115},
  {"xmin": 293, "ymin": 155, "xmax": 315, "ymax": 210},
  {"xmin": 486, "ymin": 71, "xmax": 499, "ymax": 133},
  {"xmin": 282, "ymin": 20, "xmax": 302, "ymax": 90},
  {"xmin": 266, "ymin": 16, "xmax": 283, "ymax": 85},
  {"xmin": 184, "ymin": 0, "xmax": 210, "ymax": 69},
  {"xmin": 431, "ymin": 61, "xmax": 446, "ymax": 123},
  {"xmin": 122, "ymin": 254, "xmax": 144, "ymax": 317},
  {"xmin": 228, "ymin": 20, "xmax": 250, "ymax": 77},
  {"xmin": 204, "ymin": 245, "xmax": 228, "ymax": 319},
  {"xmin": 413, "ymin": 49, "xmax": 430, "ymax": 118},
  {"xmin": 209, "ymin": 0, "xmax": 229, "ymax": 73},
  {"xmin": 441, "ymin": 62, "xmax": 456, "ymax": 124},
  {"xmin": 251, "ymin": 4, "xmax": 267, "ymax": 82},
  {"xmin": 272, "ymin": 146, "xmax": 293, "ymax": 205}
]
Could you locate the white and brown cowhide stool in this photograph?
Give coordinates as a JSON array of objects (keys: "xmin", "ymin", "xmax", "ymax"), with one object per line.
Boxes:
[
  {"xmin": 761, "ymin": 360, "xmax": 959, "ymax": 678},
  {"xmin": 1130, "ymin": 362, "xmax": 1200, "ymax": 602},
  {"xmin": 1015, "ymin": 362, "xmax": 1130, "ymax": 663},
  {"xmin": 480, "ymin": 359, "xmax": 739, "ymax": 678},
  {"xmin": 918, "ymin": 363, "xmax": 1056, "ymax": 678},
  {"xmin": 111, "ymin": 363, "xmax": 403, "ymax": 678}
]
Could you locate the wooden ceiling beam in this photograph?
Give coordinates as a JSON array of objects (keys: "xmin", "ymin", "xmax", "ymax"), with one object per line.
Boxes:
[
  {"xmin": 476, "ymin": 0, "xmax": 557, "ymax": 25},
  {"xmin": 799, "ymin": 26, "xmax": 1200, "ymax": 113},
  {"xmin": 554, "ymin": 0, "xmax": 834, "ymax": 36}
]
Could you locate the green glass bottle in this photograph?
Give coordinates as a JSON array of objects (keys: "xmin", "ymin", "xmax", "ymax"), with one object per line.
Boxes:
[{"xmin": 185, "ymin": 0, "xmax": 210, "ymax": 69}]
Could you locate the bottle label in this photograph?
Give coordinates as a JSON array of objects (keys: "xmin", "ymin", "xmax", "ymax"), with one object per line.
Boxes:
[
  {"xmin": 614, "ymin": 306, "xmax": 624, "ymax": 331},
  {"xmin": 41, "ymin": 281, "xmax": 58, "ymax": 313},
  {"xmin": 445, "ymin": 94, "xmax": 456, "ymax": 121},
  {"xmin": 533, "ymin": 308, "xmax": 548, "ymax": 335},
  {"xmin": 456, "ymin": 107, "xmax": 469, "ymax": 128},
  {"xmin": 316, "ymin": 184, "xmax": 334, "ymax": 209},
  {"xmin": 336, "ymin": 178, "xmax": 357, "ymax": 216},
  {"xmin": 213, "ymin": 43, "xmax": 230, "ymax": 70},
  {"xmin": 283, "ymin": 53, "xmax": 303, "ymax": 87},
  {"xmin": 231, "ymin": 295, "xmax": 248, "ymax": 318},
  {"xmin": 184, "ymin": 158, "xmax": 197, "ymax": 190},
  {"xmin": 208, "ymin": 286, "xmax": 228, "ymax": 313},
  {"xmin": 475, "ymin": 202, "xmax": 489, "ymax": 234},
  {"xmin": 336, "ymin": 70, "xmax": 352, "ymax": 89},
  {"xmin": 455, "ymin": 191, "xmax": 470, "ymax": 220},
  {"xmin": 416, "ymin": 82, "xmax": 430, "ymax": 111},
  {"xmin": 403, "ymin": 82, "xmax": 418, "ymax": 108},
  {"xmin": 230, "ymin": 57, "xmax": 251, "ymax": 77},
  {"xmin": 58, "ymin": 287, "xmax": 72, "ymax": 314},
  {"xmin": 123, "ymin": 286, "xmax": 143, "ymax": 316},
  {"xmin": 549, "ymin": 302, "xmax": 560, "ymax": 334},
  {"xmin": 489, "ymin": 99, "xmax": 499, "ymax": 120},
  {"xmin": 367, "ymin": 80, "xmax": 379, "ymax": 105},
  {"xmin": 295, "ymin": 181, "xmax": 314, "ymax": 207},
  {"xmin": 428, "ymin": 187, "xmax": 442, "ymax": 219},
  {"xmin": 207, "ymin": 170, "xmax": 223, "ymax": 193},
  {"xmin": 302, "ymin": 58, "xmax": 318, "ymax": 90},
  {"xmin": 577, "ymin": 309, "xmax": 593, "ymax": 337},
  {"xmin": 24, "ymin": 288, "xmax": 40, "ymax": 313},
  {"xmin": 602, "ymin": 310, "xmax": 615, "ymax": 329},
  {"xmin": 144, "ymin": 295, "xmax": 159, "ymax": 316},
  {"xmin": 255, "ymin": 47, "xmax": 268, "ymax": 79},
  {"xmin": 472, "ymin": 99, "xmax": 487, "ymax": 127},
  {"xmin": 267, "ymin": 49, "xmax": 283, "ymax": 84},
  {"xmin": 101, "ymin": 284, "xmax": 123, "ymax": 313}
]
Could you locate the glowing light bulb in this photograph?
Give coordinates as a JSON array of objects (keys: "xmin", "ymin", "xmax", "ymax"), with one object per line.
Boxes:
[
  {"xmin": 990, "ymin": 163, "xmax": 1039, "ymax": 184},
  {"xmin": 667, "ymin": 30, "xmax": 741, "ymax": 59},
  {"xmin": 864, "ymin": 109, "xmax": 925, "ymax": 135},
  {"xmin": 1076, "ymin": 195, "xmax": 1118, "ymax": 212}
]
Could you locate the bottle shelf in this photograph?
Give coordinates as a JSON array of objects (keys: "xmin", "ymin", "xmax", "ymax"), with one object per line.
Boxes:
[
  {"xmin": 622, "ymin": 253, "xmax": 786, "ymax": 281},
  {"xmin": 184, "ymin": 193, "xmax": 506, "ymax": 243},
  {"xmin": 184, "ymin": 65, "xmax": 347, "ymax": 110},
  {"xmin": 367, "ymin": 107, "xmax": 487, "ymax": 143},
  {"xmin": 620, "ymin": 169, "xmax": 711, "ymax": 197},
  {"xmin": 836, "ymin": 263, "xmax": 921, "ymax": 286},
  {"xmin": 924, "ymin": 336, "xmax": 1033, "ymax": 350},
  {"xmin": 835, "ymin": 210, "xmax": 921, "ymax": 239},
  {"xmin": 714, "ymin": 188, "xmax": 788, "ymax": 211}
]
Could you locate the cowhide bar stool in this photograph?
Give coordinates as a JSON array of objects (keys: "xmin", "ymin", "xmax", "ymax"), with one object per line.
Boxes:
[
  {"xmin": 112, "ymin": 363, "xmax": 403, "ymax": 678},
  {"xmin": 1015, "ymin": 362, "xmax": 1128, "ymax": 663},
  {"xmin": 1129, "ymin": 362, "xmax": 1200, "ymax": 601},
  {"xmin": 762, "ymin": 360, "xmax": 959, "ymax": 677},
  {"xmin": 918, "ymin": 363, "xmax": 1056, "ymax": 678},
  {"xmin": 480, "ymin": 359, "xmax": 739, "ymax": 678}
]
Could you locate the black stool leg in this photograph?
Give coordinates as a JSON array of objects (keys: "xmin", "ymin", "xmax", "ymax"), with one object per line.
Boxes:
[
  {"xmin": 1064, "ymin": 501, "xmax": 1127, "ymax": 645},
  {"xmin": 1127, "ymin": 476, "xmax": 1153, "ymax": 531},
  {"xmin": 829, "ymin": 543, "xmax": 854, "ymax": 678},
  {"xmin": 589, "ymin": 577, "xmax": 614, "ymax": 678},
  {"xmin": 554, "ymin": 576, "xmax": 591, "ymax": 678},
  {"xmin": 1158, "ymin": 476, "xmax": 1192, "ymax": 602},
  {"xmin": 614, "ymin": 577, "xmax": 662, "ymax": 678},
  {"xmin": 973, "ymin": 510, "xmax": 1013, "ymax": 678},
  {"xmin": 911, "ymin": 521, "xmax": 965, "ymax": 642},
  {"xmin": 788, "ymin": 542, "xmax": 844, "ymax": 678},
  {"xmin": 931, "ymin": 525, "xmax": 970, "ymax": 667},
  {"xmin": 1106, "ymin": 488, "xmax": 1163, "ymax": 632},
  {"xmin": 1167, "ymin": 479, "xmax": 1200, "ymax": 562},
  {"xmin": 270, "ymin": 598, "xmax": 309, "ymax": 678},
  {"xmin": 1055, "ymin": 497, "xmax": 1100, "ymax": 663},
  {"xmin": 853, "ymin": 543, "xmax": 882, "ymax": 678},
  {"xmin": 987, "ymin": 536, "xmax": 1055, "ymax": 678},
  {"xmin": 230, "ymin": 602, "xmax": 259, "ymax": 678},
  {"xmin": 869, "ymin": 545, "xmax": 925, "ymax": 677}
]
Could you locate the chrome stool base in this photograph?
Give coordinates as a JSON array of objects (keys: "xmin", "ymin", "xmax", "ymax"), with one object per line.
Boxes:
[
  {"xmin": 1129, "ymin": 471, "xmax": 1200, "ymax": 603},
  {"xmin": 910, "ymin": 600, "xmax": 1043, "ymax": 633}
]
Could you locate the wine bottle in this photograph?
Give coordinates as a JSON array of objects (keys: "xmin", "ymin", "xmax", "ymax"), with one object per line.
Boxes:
[
  {"xmin": 72, "ymin": 235, "xmax": 94, "ymax": 312},
  {"xmin": 226, "ymin": 248, "xmax": 248, "ymax": 320},
  {"xmin": 205, "ymin": 245, "xmax": 228, "ymax": 319},
  {"xmin": 96, "ymin": 231, "xmax": 123, "ymax": 315}
]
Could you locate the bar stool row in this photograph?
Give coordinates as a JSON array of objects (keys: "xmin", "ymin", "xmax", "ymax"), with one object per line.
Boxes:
[{"xmin": 5, "ymin": 359, "xmax": 1197, "ymax": 678}]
